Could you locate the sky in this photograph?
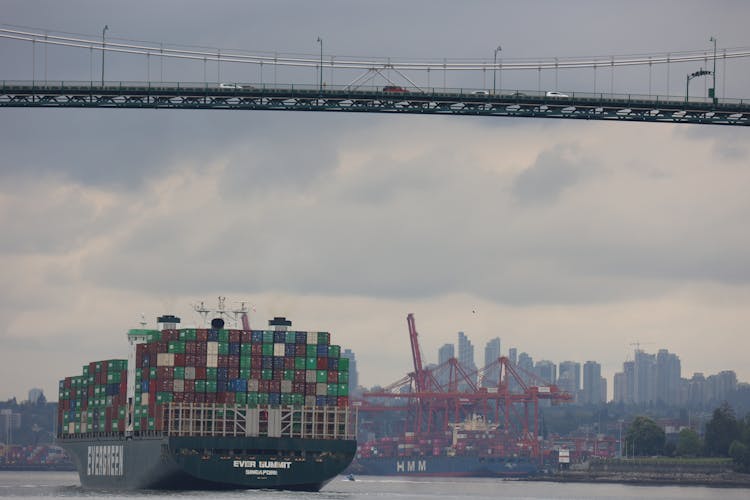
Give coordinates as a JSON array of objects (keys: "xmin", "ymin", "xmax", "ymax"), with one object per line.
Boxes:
[{"xmin": 1, "ymin": 1, "xmax": 749, "ymax": 402}]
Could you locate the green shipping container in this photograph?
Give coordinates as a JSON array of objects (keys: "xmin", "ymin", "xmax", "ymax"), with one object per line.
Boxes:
[
  {"xmin": 195, "ymin": 380, "xmax": 206, "ymax": 392},
  {"xmin": 339, "ymin": 357, "xmax": 349, "ymax": 370},
  {"xmin": 239, "ymin": 368, "xmax": 252, "ymax": 379},
  {"xmin": 261, "ymin": 369, "xmax": 273, "ymax": 381},
  {"xmin": 206, "ymin": 381, "xmax": 218, "ymax": 393},
  {"xmin": 338, "ymin": 383, "xmax": 349, "ymax": 396},
  {"xmin": 306, "ymin": 357, "xmax": 317, "ymax": 370},
  {"xmin": 306, "ymin": 345, "xmax": 317, "ymax": 357},
  {"xmin": 150, "ymin": 367, "xmax": 158, "ymax": 379},
  {"xmin": 180, "ymin": 328, "xmax": 197, "ymax": 341},
  {"xmin": 207, "ymin": 368, "xmax": 218, "ymax": 380},
  {"xmin": 327, "ymin": 384, "xmax": 338, "ymax": 396},
  {"xmin": 262, "ymin": 331, "xmax": 274, "ymax": 344},
  {"xmin": 174, "ymin": 367, "xmax": 185, "ymax": 379},
  {"xmin": 235, "ymin": 393, "xmax": 247, "ymax": 405},
  {"xmin": 218, "ymin": 330, "xmax": 229, "ymax": 342},
  {"xmin": 240, "ymin": 344, "xmax": 253, "ymax": 356},
  {"xmin": 285, "ymin": 332, "xmax": 296, "ymax": 344},
  {"xmin": 316, "ymin": 370, "xmax": 327, "ymax": 383},
  {"xmin": 218, "ymin": 342, "xmax": 229, "ymax": 355},
  {"xmin": 283, "ymin": 370, "xmax": 295, "ymax": 381},
  {"xmin": 294, "ymin": 357, "xmax": 306, "ymax": 370},
  {"xmin": 156, "ymin": 392, "xmax": 174, "ymax": 403},
  {"xmin": 240, "ymin": 356, "xmax": 252, "ymax": 369},
  {"xmin": 258, "ymin": 393, "xmax": 269, "ymax": 405},
  {"xmin": 261, "ymin": 344, "xmax": 273, "ymax": 356},
  {"xmin": 329, "ymin": 345, "xmax": 340, "ymax": 358},
  {"xmin": 247, "ymin": 393, "xmax": 259, "ymax": 405},
  {"xmin": 168, "ymin": 341, "xmax": 186, "ymax": 354}
]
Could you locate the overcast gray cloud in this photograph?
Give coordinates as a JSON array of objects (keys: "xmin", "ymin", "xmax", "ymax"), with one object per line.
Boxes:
[{"xmin": 1, "ymin": 1, "xmax": 750, "ymax": 400}]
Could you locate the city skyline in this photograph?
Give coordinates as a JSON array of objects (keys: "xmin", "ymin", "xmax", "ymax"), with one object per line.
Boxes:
[{"xmin": 2, "ymin": 1, "xmax": 750, "ymax": 400}]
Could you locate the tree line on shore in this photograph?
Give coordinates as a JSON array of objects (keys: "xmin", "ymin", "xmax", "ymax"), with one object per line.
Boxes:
[{"xmin": 625, "ymin": 402, "xmax": 750, "ymax": 471}]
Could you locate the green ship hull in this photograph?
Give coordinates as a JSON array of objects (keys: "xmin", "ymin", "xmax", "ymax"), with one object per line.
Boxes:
[{"xmin": 60, "ymin": 434, "xmax": 356, "ymax": 490}]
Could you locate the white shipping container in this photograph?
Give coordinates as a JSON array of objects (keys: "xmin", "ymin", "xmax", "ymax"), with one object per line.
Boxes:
[
  {"xmin": 68, "ymin": 423, "xmax": 75, "ymax": 433},
  {"xmin": 248, "ymin": 379, "xmax": 259, "ymax": 392},
  {"xmin": 173, "ymin": 379, "xmax": 184, "ymax": 393},
  {"xmin": 207, "ymin": 341, "xmax": 218, "ymax": 354},
  {"xmin": 184, "ymin": 366, "xmax": 195, "ymax": 380},
  {"xmin": 157, "ymin": 353, "xmax": 170, "ymax": 366},
  {"xmin": 141, "ymin": 393, "xmax": 149, "ymax": 405},
  {"xmin": 306, "ymin": 370, "xmax": 317, "ymax": 383},
  {"xmin": 167, "ymin": 353, "xmax": 174, "ymax": 367},
  {"xmin": 80, "ymin": 422, "xmax": 87, "ymax": 433},
  {"xmin": 316, "ymin": 383, "xmax": 328, "ymax": 396},
  {"xmin": 281, "ymin": 380, "xmax": 292, "ymax": 393},
  {"xmin": 207, "ymin": 353, "xmax": 218, "ymax": 368},
  {"xmin": 273, "ymin": 343, "xmax": 285, "ymax": 357},
  {"xmin": 307, "ymin": 333, "xmax": 318, "ymax": 345},
  {"xmin": 305, "ymin": 395, "xmax": 316, "ymax": 406}
]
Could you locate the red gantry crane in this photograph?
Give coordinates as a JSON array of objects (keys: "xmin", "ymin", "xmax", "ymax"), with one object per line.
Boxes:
[{"xmin": 357, "ymin": 314, "xmax": 573, "ymax": 461}]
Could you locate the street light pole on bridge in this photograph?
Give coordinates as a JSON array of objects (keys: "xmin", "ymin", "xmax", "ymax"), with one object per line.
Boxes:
[
  {"xmin": 493, "ymin": 45, "xmax": 502, "ymax": 95},
  {"xmin": 709, "ymin": 36, "xmax": 717, "ymax": 103},
  {"xmin": 317, "ymin": 37, "xmax": 323, "ymax": 93},
  {"xmin": 101, "ymin": 25, "xmax": 109, "ymax": 87}
]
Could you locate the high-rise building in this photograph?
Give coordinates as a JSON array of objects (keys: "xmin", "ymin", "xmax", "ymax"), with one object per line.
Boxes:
[
  {"xmin": 656, "ymin": 349, "xmax": 681, "ymax": 406},
  {"xmin": 342, "ymin": 349, "xmax": 359, "ymax": 395},
  {"xmin": 707, "ymin": 370, "xmax": 737, "ymax": 405},
  {"xmin": 483, "ymin": 337, "xmax": 501, "ymax": 387},
  {"xmin": 437, "ymin": 343, "xmax": 455, "ymax": 387},
  {"xmin": 508, "ymin": 347, "xmax": 518, "ymax": 366},
  {"xmin": 517, "ymin": 352, "xmax": 534, "ymax": 387},
  {"xmin": 634, "ymin": 350, "xmax": 656, "ymax": 405},
  {"xmin": 457, "ymin": 332, "xmax": 477, "ymax": 389},
  {"xmin": 582, "ymin": 361, "xmax": 603, "ymax": 405},
  {"xmin": 534, "ymin": 360, "xmax": 557, "ymax": 385},
  {"xmin": 558, "ymin": 361, "xmax": 581, "ymax": 400},
  {"xmin": 613, "ymin": 371, "xmax": 627, "ymax": 404},
  {"xmin": 28, "ymin": 388, "xmax": 44, "ymax": 404}
]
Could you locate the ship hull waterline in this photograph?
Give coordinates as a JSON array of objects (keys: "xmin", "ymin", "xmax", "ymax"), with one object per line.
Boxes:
[{"xmin": 60, "ymin": 434, "xmax": 357, "ymax": 491}]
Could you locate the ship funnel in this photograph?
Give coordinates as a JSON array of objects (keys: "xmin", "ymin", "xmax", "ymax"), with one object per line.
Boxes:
[
  {"xmin": 269, "ymin": 317, "xmax": 292, "ymax": 332},
  {"xmin": 157, "ymin": 314, "xmax": 181, "ymax": 331},
  {"xmin": 211, "ymin": 318, "xmax": 225, "ymax": 329}
]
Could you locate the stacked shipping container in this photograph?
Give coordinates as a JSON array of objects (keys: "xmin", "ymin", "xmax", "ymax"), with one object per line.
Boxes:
[{"xmin": 57, "ymin": 327, "xmax": 350, "ymax": 436}]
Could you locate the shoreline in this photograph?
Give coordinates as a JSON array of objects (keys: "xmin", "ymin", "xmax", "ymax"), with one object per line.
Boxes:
[{"xmin": 530, "ymin": 471, "xmax": 750, "ymax": 488}]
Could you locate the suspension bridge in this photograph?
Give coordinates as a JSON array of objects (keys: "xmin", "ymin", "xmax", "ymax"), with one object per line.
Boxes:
[{"xmin": 2, "ymin": 26, "xmax": 749, "ymax": 126}]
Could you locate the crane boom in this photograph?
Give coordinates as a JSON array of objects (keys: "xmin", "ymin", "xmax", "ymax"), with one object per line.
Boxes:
[{"xmin": 407, "ymin": 313, "xmax": 427, "ymax": 392}]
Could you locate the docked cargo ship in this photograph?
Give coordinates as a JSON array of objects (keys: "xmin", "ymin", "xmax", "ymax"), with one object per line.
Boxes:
[
  {"xmin": 56, "ymin": 312, "xmax": 357, "ymax": 490},
  {"xmin": 351, "ymin": 415, "xmax": 537, "ymax": 478}
]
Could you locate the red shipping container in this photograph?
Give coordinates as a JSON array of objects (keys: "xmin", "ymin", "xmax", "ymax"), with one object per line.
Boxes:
[
  {"xmin": 157, "ymin": 379, "xmax": 173, "ymax": 392},
  {"xmin": 327, "ymin": 371, "xmax": 338, "ymax": 383},
  {"xmin": 155, "ymin": 340, "xmax": 169, "ymax": 353},
  {"xmin": 136, "ymin": 351, "xmax": 143, "ymax": 367},
  {"xmin": 194, "ymin": 355, "xmax": 206, "ymax": 368},
  {"xmin": 88, "ymin": 362, "xmax": 97, "ymax": 375},
  {"xmin": 228, "ymin": 367, "xmax": 239, "ymax": 379},
  {"xmin": 149, "ymin": 382, "xmax": 157, "ymax": 395},
  {"xmin": 259, "ymin": 380, "xmax": 270, "ymax": 393},
  {"xmin": 218, "ymin": 355, "xmax": 229, "ymax": 368},
  {"xmin": 195, "ymin": 366, "xmax": 207, "ymax": 379},
  {"xmin": 293, "ymin": 382, "xmax": 306, "ymax": 393},
  {"xmin": 229, "ymin": 355, "xmax": 240, "ymax": 367},
  {"xmin": 173, "ymin": 393, "xmax": 184, "ymax": 403},
  {"xmin": 294, "ymin": 370, "xmax": 306, "ymax": 383},
  {"xmin": 205, "ymin": 393, "xmax": 216, "ymax": 404},
  {"xmin": 306, "ymin": 383, "xmax": 317, "ymax": 395},
  {"xmin": 184, "ymin": 380, "xmax": 195, "ymax": 392},
  {"xmin": 186, "ymin": 341, "xmax": 196, "ymax": 354},
  {"xmin": 196, "ymin": 329, "xmax": 208, "ymax": 341},
  {"xmin": 196, "ymin": 342, "xmax": 207, "ymax": 354},
  {"xmin": 240, "ymin": 331, "xmax": 251, "ymax": 343},
  {"xmin": 338, "ymin": 396, "xmax": 348, "ymax": 407},
  {"xmin": 316, "ymin": 358, "xmax": 328, "ymax": 370},
  {"xmin": 229, "ymin": 330, "xmax": 240, "ymax": 343},
  {"xmin": 195, "ymin": 393, "xmax": 205, "ymax": 403},
  {"xmin": 251, "ymin": 345, "xmax": 262, "ymax": 356},
  {"xmin": 183, "ymin": 392, "xmax": 195, "ymax": 403},
  {"xmin": 174, "ymin": 354, "xmax": 186, "ymax": 366},
  {"xmin": 284, "ymin": 357, "xmax": 296, "ymax": 370},
  {"xmin": 88, "ymin": 386, "xmax": 94, "ymax": 398},
  {"xmin": 157, "ymin": 367, "xmax": 173, "ymax": 379},
  {"xmin": 269, "ymin": 380, "xmax": 281, "ymax": 393}
]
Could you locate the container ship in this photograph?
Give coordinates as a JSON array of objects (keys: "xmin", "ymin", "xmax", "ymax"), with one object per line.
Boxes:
[
  {"xmin": 56, "ymin": 312, "xmax": 357, "ymax": 490},
  {"xmin": 351, "ymin": 415, "xmax": 537, "ymax": 478}
]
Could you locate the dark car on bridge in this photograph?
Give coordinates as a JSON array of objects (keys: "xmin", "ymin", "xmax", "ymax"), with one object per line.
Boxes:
[{"xmin": 383, "ymin": 85, "xmax": 407, "ymax": 93}]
